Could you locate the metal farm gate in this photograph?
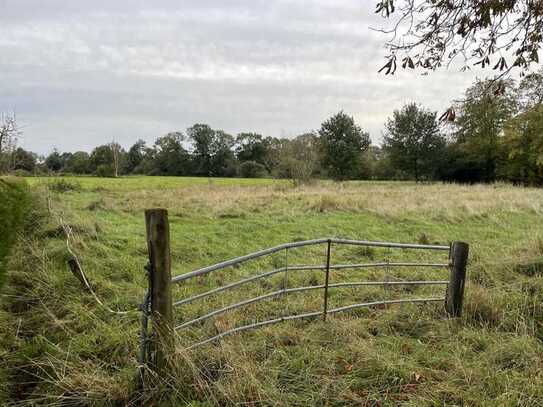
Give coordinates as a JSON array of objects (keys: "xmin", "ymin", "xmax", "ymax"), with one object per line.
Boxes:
[{"xmin": 139, "ymin": 209, "xmax": 469, "ymax": 374}]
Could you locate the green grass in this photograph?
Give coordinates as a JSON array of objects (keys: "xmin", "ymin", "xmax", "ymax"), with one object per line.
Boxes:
[
  {"xmin": 25, "ymin": 175, "xmax": 279, "ymax": 192},
  {"xmin": 0, "ymin": 177, "xmax": 37, "ymax": 401},
  {"xmin": 2, "ymin": 177, "xmax": 543, "ymax": 405},
  {"xmin": 0, "ymin": 178, "xmax": 33, "ymax": 288}
]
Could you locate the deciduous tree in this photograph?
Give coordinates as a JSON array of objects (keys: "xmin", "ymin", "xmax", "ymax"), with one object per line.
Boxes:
[
  {"xmin": 516, "ymin": 68, "xmax": 543, "ymax": 111},
  {"xmin": 277, "ymin": 133, "xmax": 320, "ymax": 184},
  {"xmin": 319, "ymin": 111, "xmax": 371, "ymax": 180},
  {"xmin": 0, "ymin": 113, "xmax": 21, "ymax": 172},
  {"xmin": 187, "ymin": 124, "xmax": 215, "ymax": 176},
  {"xmin": 90, "ymin": 145, "xmax": 115, "ymax": 176},
  {"xmin": 501, "ymin": 105, "xmax": 543, "ymax": 185},
  {"xmin": 235, "ymin": 133, "xmax": 270, "ymax": 170},
  {"xmin": 11, "ymin": 148, "xmax": 36, "ymax": 173},
  {"xmin": 150, "ymin": 132, "xmax": 190, "ymax": 176},
  {"xmin": 383, "ymin": 103, "xmax": 445, "ymax": 181},
  {"xmin": 209, "ymin": 130, "xmax": 237, "ymax": 177},
  {"xmin": 452, "ymin": 80, "xmax": 517, "ymax": 182},
  {"xmin": 65, "ymin": 151, "xmax": 91, "ymax": 174},
  {"xmin": 125, "ymin": 140, "xmax": 146, "ymax": 174},
  {"xmin": 45, "ymin": 150, "xmax": 64, "ymax": 172}
]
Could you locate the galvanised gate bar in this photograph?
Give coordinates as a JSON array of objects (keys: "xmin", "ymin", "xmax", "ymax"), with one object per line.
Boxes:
[
  {"xmin": 140, "ymin": 209, "xmax": 469, "ymax": 374},
  {"xmin": 173, "ymin": 238, "xmax": 452, "ymax": 349}
]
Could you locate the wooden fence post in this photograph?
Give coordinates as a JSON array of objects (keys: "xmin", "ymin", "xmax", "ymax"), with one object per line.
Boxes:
[
  {"xmin": 145, "ymin": 209, "xmax": 174, "ymax": 373},
  {"xmin": 446, "ymin": 241, "xmax": 469, "ymax": 317}
]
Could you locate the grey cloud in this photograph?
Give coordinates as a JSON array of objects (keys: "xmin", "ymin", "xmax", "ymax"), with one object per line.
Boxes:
[{"xmin": 0, "ymin": 0, "xmax": 482, "ymax": 154}]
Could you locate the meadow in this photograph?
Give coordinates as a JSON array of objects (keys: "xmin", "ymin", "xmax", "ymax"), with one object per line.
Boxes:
[{"xmin": 2, "ymin": 176, "xmax": 543, "ymax": 405}]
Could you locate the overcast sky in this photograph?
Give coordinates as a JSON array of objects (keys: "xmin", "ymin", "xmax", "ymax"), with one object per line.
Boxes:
[{"xmin": 1, "ymin": 0, "xmax": 485, "ymax": 154}]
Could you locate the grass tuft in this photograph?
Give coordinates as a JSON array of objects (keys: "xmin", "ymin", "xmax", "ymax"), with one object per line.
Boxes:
[{"xmin": 47, "ymin": 178, "xmax": 82, "ymax": 193}]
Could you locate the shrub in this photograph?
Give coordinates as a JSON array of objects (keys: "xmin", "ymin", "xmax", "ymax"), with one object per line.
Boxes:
[
  {"xmin": 239, "ymin": 161, "xmax": 267, "ymax": 178},
  {"xmin": 95, "ymin": 164, "xmax": 115, "ymax": 178},
  {"xmin": 11, "ymin": 169, "xmax": 32, "ymax": 177},
  {"xmin": 48, "ymin": 179, "xmax": 81, "ymax": 193},
  {"xmin": 275, "ymin": 133, "xmax": 319, "ymax": 185}
]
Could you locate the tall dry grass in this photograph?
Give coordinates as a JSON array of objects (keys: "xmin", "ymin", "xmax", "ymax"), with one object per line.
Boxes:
[{"xmin": 95, "ymin": 181, "xmax": 543, "ymax": 219}]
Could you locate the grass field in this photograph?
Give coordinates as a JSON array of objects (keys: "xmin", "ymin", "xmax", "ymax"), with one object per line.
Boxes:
[{"xmin": 2, "ymin": 176, "xmax": 543, "ymax": 405}]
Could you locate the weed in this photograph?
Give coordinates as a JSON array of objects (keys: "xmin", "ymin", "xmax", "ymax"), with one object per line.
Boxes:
[
  {"xmin": 417, "ymin": 232, "xmax": 430, "ymax": 245},
  {"xmin": 47, "ymin": 178, "xmax": 82, "ymax": 193},
  {"xmin": 87, "ymin": 199, "xmax": 106, "ymax": 211}
]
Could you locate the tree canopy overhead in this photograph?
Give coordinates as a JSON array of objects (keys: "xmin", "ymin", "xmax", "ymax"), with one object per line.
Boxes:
[{"xmin": 376, "ymin": 0, "xmax": 543, "ymax": 78}]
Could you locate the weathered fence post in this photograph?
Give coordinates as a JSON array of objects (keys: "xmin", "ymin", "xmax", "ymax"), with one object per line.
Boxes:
[
  {"xmin": 145, "ymin": 209, "xmax": 174, "ymax": 373},
  {"xmin": 446, "ymin": 241, "xmax": 469, "ymax": 317}
]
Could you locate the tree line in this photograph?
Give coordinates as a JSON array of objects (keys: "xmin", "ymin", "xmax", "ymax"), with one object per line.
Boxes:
[{"xmin": 3, "ymin": 70, "xmax": 543, "ymax": 185}]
